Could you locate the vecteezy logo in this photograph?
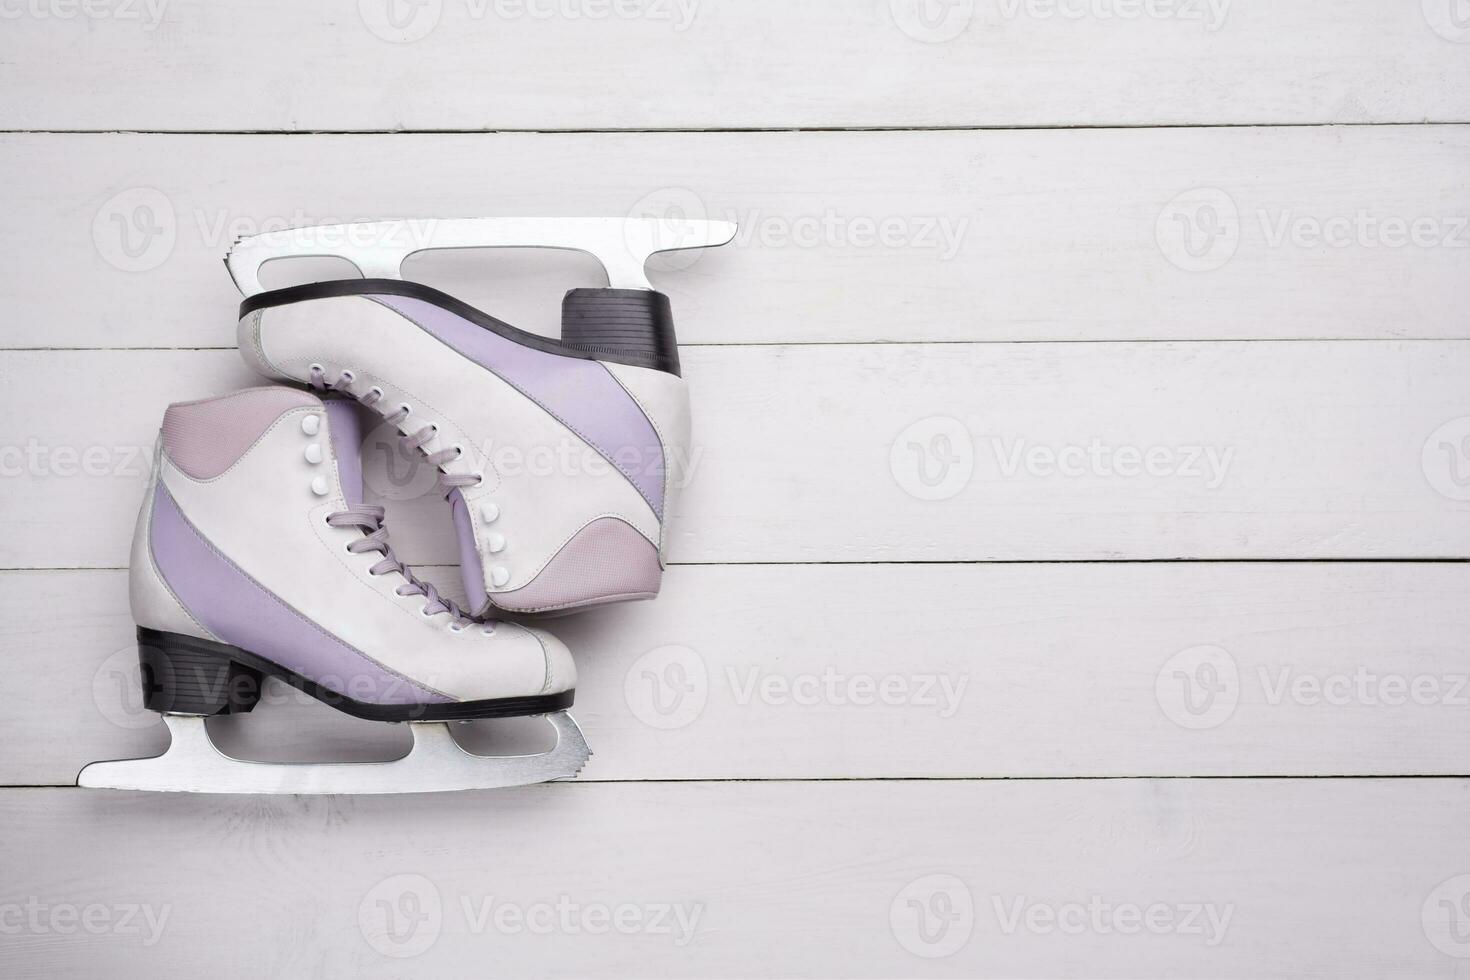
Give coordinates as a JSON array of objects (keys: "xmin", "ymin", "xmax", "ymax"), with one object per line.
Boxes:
[
  {"xmin": 1423, "ymin": 874, "xmax": 1470, "ymax": 957},
  {"xmin": 1155, "ymin": 187, "xmax": 1241, "ymax": 272},
  {"xmin": 358, "ymin": 0, "xmax": 442, "ymax": 42},
  {"xmin": 92, "ymin": 187, "xmax": 176, "ymax": 273},
  {"xmin": 91, "ymin": 645, "xmax": 158, "ymax": 731},
  {"xmin": 1155, "ymin": 645, "xmax": 1240, "ymax": 730},
  {"xmin": 890, "ymin": 874, "xmax": 974, "ymax": 958},
  {"xmin": 1422, "ymin": 417, "xmax": 1470, "ymax": 501},
  {"xmin": 889, "ymin": 0, "xmax": 975, "ymax": 43},
  {"xmin": 358, "ymin": 874, "xmax": 442, "ymax": 958},
  {"xmin": 361, "ymin": 420, "xmax": 440, "ymax": 501},
  {"xmin": 624, "ymin": 645, "xmax": 708, "ymax": 730},
  {"xmin": 1423, "ymin": 0, "xmax": 1470, "ymax": 42},
  {"xmin": 626, "ymin": 187, "xmax": 711, "ymax": 274},
  {"xmin": 889, "ymin": 416, "xmax": 974, "ymax": 501}
]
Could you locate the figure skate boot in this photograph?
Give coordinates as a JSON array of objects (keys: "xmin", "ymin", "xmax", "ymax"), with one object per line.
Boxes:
[
  {"xmin": 80, "ymin": 387, "xmax": 588, "ymax": 794},
  {"xmin": 225, "ymin": 217, "xmax": 735, "ymax": 617}
]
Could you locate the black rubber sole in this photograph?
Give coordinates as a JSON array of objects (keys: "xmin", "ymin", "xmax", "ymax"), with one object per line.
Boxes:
[
  {"xmin": 240, "ymin": 279, "xmax": 681, "ymax": 376},
  {"xmin": 135, "ymin": 627, "xmax": 574, "ymax": 722}
]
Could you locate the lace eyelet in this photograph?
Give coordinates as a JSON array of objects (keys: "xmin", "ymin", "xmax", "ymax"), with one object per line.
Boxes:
[
  {"xmin": 449, "ymin": 624, "xmax": 465, "ymax": 633},
  {"xmin": 340, "ymin": 369, "xmax": 356, "ymax": 383},
  {"xmin": 368, "ymin": 386, "xmax": 384, "ymax": 399},
  {"xmin": 399, "ymin": 403, "xmax": 412, "ymax": 417},
  {"xmin": 309, "ymin": 362, "xmax": 325, "ymax": 374},
  {"xmin": 474, "ymin": 473, "xmax": 485, "ymax": 486},
  {"xmin": 419, "ymin": 607, "xmax": 434, "ymax": 618}
]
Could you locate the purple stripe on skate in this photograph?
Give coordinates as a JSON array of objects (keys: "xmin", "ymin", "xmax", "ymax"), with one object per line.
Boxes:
[
  {"xmin": 149, "ymin": 482, "xmax": 448, "ymax": 705},
  {"xmin": 370, "ymin": 293, "xmax": 665, "ymax": 519}
]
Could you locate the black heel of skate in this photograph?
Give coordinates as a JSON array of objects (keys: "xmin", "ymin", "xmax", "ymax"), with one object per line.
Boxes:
[
  {"xmin": 137, "ymin": 627, "xmax": 263, "ymax": 716},
  {"xmin": 561, "ymin": 288, "xmax": 680, "ymax": 376}
]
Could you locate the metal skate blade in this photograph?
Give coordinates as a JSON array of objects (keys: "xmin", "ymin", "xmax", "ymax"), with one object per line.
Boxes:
[
  {"xmin": 226, "ymin": 216, "xmax": 739, "ymax": 295},
  {"xmin": 78, "ymin": 711, "xmax": 590, "ymax": 795}
]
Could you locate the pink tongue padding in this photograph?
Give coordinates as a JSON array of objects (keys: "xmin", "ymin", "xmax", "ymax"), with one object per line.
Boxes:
[{"xmin": 323, "ymin": 399, "xmax": 364, "ymax": 506}]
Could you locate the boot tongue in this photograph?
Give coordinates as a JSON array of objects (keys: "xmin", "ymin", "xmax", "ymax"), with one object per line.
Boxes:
[
  {"xmin": 448, "ymin": 489, "xmax": 492, "ymax": 618},
  {"xmin": 323, "ymin": 399, "xmax": 364, "ymax": 506}
]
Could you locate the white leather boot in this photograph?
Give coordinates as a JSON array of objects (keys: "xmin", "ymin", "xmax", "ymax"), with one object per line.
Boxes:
[
  {"xmin": 128, "ymin": 385, "xmax": 576, "ymax": 716},
  {"xmin": 237, "ymin": 282, "xmax": 690, "ymax": 617},
  {"xmin": 83, "ymin": 387, "xmax": 588, "ymax": 794}
]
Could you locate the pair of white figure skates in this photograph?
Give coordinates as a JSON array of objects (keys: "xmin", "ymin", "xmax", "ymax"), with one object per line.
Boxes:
[{"xmin": 80, "ymin": 217, "xmax": 735, "ymax": 794}]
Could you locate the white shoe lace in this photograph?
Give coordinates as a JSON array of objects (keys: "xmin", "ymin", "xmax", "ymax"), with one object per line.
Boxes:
[
  {"xmin": 309, "ymin": 364, "xmax": 482, "ymax": 490},
  {"xmin": 326, "ymin": 504, "xmax": 480, "ymax": 630}
]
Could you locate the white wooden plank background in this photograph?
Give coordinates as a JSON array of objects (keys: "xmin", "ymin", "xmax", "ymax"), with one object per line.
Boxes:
[
  {"xmin": 3, "ymin": 0, "xmax": 1469, "ymax": 130},
  {"xmin": 3, "ymin": 127, "xmax": 1467, "ymax": 350},
  {"xmin": 3, "ymin": 780, "xmax": 1470, "ymax": 978},
  {"xmin": 3, "ymin": 1, "xmax": 1468, "ymax": 977},
  {"xmin": 6, "ymin": 562, "xmax": 1470, "ymax": 786},
  {"xmin": 2, "ymin": 342, "xmax": 1467, "ymax": 569}
]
